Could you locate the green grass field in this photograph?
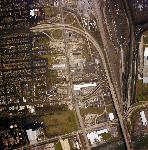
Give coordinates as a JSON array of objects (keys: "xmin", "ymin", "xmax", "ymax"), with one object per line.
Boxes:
[
  {"xmin": 134, "ymin": 135, "xmax": 148, "ymax": 149},
  {"xmin": 136, "ymin": 80, "xmax": 148, "ymax": 102},
  {"xmin": 41, "ymin": 110, "xmax": 78, "ymax": 137},
  {"xmin": 64, "ymin": 14, "xmax": 75, "ymax": 24},
  {"xmin": 43, "ymin": 6, "xmax": 59, "ymax": 18},
  {"xmin": 52, "ymin": 29, "xmax": 63, "ymax": 40},
  {"xmin": 106, "ymin": 105, "xmax": 116, "ymax": 115},
  {"xmin": 101, "ymin": 132, "xmax": 111, "ymax": 141},
  {"xmin": 80, "ymin": 106, "xmax": 105, "ymax": 117},
  {"xmin": 55, "ymin": 141, "xmax": 63, "ymax": 150}
]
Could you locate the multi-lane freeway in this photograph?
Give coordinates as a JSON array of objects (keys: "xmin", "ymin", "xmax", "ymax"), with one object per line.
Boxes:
[{"xmin": 91, "ymin": 0, "xmax": 133, "ymax": 149}]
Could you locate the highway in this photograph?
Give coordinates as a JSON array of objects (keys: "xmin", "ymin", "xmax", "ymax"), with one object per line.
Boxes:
[
  {"xmin": 91, "ymin": 0, "xmax": 133, "ymax": 149},
  {"xmin": 122, "ymin": 0, "xmax": 136, "ymax": 109}
]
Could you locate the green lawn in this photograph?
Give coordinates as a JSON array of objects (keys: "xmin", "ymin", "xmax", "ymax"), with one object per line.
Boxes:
[
  {"xmin": 144, "ymin": 36, "xmax": 148, "ymax": 44},
  {"xmin": 40, "ymin": 54, "xmax": 55, "ymax": 65},
  {"xmin": 43, "ymin": 6, "xmax": 59, "ymax": 18},
  {"xmin": 101, "ymin": 132, "xmax": 111, "ymax": 141},
  {"xmin": 80, "ymin": 106, "xmax": 105, "ymax": 117},
  {"xmin": 64, "ymin": 14, "xmax": 75, "ymax": 24},
  {"xmin": 52, "ymin": 29, "xmax": 62, "ymax": 40},
  {"xmin": 34, "ymin": 37, "xmax": 49, "ymax": 47},
  {"xmin": 55, "ymin": 141, "xmax": 63, "ymax": 150},
  {"xmin": 41, "ymin": 110, "xmax": 78, "ymax": 137},
  {"xmin": 136, "ymin": 80, "xmax": 148, "ymax": 102},
  {"xmin": 106, "ymin": 105, "xmax": 115, "ymax": 113},
  {"xmin": 73, "ymin": 22, "xmax": 82, "ymax": 29},
  {"xmin": 134, "ymin": 135, "xmax": 148, "ymax": 149}
]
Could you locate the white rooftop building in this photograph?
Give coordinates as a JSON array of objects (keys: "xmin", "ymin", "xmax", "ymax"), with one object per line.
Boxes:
[
  {"xmin": 140, "ymin": 111, "xmax": 147, "ymax": 126},
  {"xmin": 108, "ymin": 113, "xmax": 114, "ymax": 121},
  {"xmin": 52, "ymin": 64, "xmax": 66, "ymax": 69},
  {"xmin": 74, "ymin": 82, "xmax": 97, "ymax": 91},
  {"xmin": 30, "ymin": 9, "xmax": 39, "ymax": 17},
  {"xmin": 26, "ymin": 129, "xmax": 38, "ymax": 145},
  {"xmin": 87, "ymin": 129, "xmax": 108, "ymax": 145},
  {"xmin": 87, "ymin": 132, "xmax": 102, "ymax": 145},
  {"xmin": 144, "ymin": 47, "xmax": 148, "ymax": 57}
]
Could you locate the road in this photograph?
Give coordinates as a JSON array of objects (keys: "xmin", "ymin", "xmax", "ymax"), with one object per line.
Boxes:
[
  {"xmin": 91, "ymin": 0, "xmax": 133, "ymax": 149},
  {"xmin": 123, "ymin": 101, "xmax": 148, "ymax": 119},
  {"xmin": 59, "ymin": 1, "xmax": 91, "ymax": 149},
  {"xmin": 75, "ymin": 99, "xmax": 91, "ymax": 150}
]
